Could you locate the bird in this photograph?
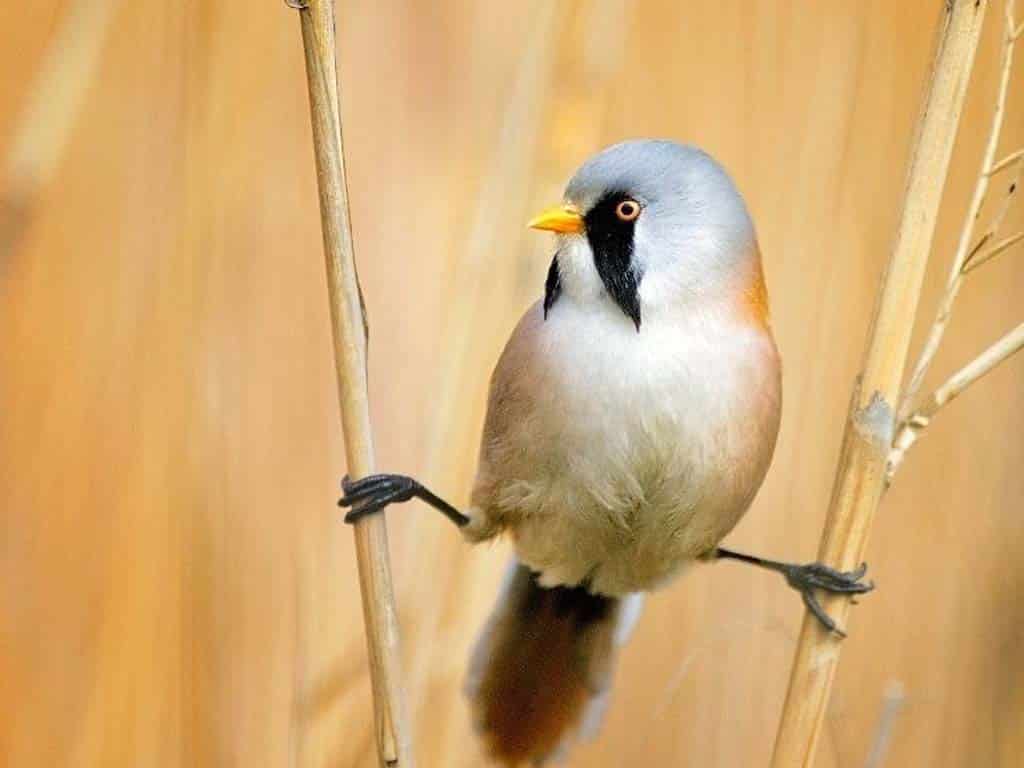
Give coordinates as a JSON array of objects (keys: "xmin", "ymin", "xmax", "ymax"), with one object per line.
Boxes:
[{"xmin": 339, "ymin": 139, "xmax": 873, "ymax": 765}]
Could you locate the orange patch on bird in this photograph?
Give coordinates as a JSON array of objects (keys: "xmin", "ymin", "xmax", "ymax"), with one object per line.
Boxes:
[{"xmin": 740, "ymin": 246, "xmax": 772, "ymax": 329}]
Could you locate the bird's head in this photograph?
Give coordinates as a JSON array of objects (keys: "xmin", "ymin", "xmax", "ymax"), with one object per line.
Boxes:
[{"xmin": 529, "ymin": 139, "xmax": 760, "ymax": 331}]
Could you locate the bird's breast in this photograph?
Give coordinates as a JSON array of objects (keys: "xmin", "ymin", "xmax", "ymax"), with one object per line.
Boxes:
[{"xmin": 499, "ymin": 298, "xmax": 781, "ymax": 595}]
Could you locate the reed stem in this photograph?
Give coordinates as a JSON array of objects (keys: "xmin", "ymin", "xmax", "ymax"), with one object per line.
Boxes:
[
  {"xmin": 770, "ymin": 2, "xmax": 988, "ymax": 764},
  {"xmin": 293, "ymin": 1, "xmax": 413, "ymax": 765}
]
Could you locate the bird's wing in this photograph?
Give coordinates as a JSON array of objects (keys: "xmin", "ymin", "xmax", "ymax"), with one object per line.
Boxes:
[{"xmin": 464, "ymin": 301, "xmax": 547, "ymax": 541}]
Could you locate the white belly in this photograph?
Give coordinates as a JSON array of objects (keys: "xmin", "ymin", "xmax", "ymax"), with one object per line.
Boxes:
[{"xmin": 476, "ymin": 299, "xmax": 779, "ymax": 596}]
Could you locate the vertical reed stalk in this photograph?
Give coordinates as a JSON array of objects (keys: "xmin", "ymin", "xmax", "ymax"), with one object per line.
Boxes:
[
  {"xmin": 890, "ymin": 0, "xmax": 1024, "ymax": 478},
  {"xmin": 770, "ymin": 2, "xmax": 988, "ymax": 765},
  {"xmin": 292, "ymin": 1, "xmax": 412, "ymax": 765}
]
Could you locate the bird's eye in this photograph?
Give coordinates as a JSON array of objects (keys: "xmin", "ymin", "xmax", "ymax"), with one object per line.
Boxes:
[{"xmin": 615, "ymin": 199, "xmax": 641, "ymax": 222}]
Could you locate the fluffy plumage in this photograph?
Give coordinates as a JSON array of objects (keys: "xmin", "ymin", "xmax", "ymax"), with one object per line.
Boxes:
[{"xmin": 465, "ymin": 140, "xmax": 781, "ymax": 764}]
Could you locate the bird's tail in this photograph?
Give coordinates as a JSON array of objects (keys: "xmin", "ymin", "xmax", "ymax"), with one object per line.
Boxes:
[{"xmin": 466, "ymin": 561, "xmax": 643, "ymax": 765}]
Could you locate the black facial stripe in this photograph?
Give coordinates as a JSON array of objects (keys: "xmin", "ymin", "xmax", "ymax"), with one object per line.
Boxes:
[
  {"xmin": 584, "ymin": 192, "xmax": 642, "ymax": 330},
  {"xmin": 543, "ymin": 254, "xmax": 562, "ymax": 318}
]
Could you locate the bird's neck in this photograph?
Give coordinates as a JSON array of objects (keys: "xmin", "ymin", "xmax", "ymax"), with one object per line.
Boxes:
[{"xmin": 634, "ymin": 243, "xmax": 771, "ymax": 333}]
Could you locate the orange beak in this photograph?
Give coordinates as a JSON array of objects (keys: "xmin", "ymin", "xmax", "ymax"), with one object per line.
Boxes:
[{"xmin": 527, "ymin": 204, "xmax": 584, "ymax": 234}]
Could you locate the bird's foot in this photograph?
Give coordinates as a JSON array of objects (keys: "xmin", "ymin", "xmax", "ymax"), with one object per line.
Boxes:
[
  {"xmin": 339, "ymin": 473, "xmax": 420, "ymax": 524},
  {"xmin": 780, "ymin": 561, "xmax": 874, "ymax": 637},
  {"xmin": 338, "ymin": 473, "xmax": 470, "ymax": 528}
]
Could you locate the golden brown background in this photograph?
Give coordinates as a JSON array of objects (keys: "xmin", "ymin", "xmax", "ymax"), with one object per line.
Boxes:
[{"xmin": 2, "ymin": 1, "xmax": 1023, "ymax": 766}]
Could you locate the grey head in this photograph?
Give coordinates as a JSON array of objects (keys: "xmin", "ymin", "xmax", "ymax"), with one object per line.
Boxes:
[{"xmin": 538, "ymin": 139, "xmax": 756, "ymax": 330}]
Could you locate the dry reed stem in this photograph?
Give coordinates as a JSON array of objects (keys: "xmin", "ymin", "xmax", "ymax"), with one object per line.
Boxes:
[
  {"xmin": 770, "ymin": 2, "xmax": 988, "ymax": 765},
  {"xmin": 900, "ymin": 0, "xmax": 1021, "ymax": 421},
  {"xmin": 1, "ymin": 0, "xmax": 118, "ymax": 260},
  {"xmin": 292, "ymin": 1, "xmax": 412, "ymax": 765},
  {"xmin": 889, "ymin": 0, "xmax": 1022, "ymax": 479}
]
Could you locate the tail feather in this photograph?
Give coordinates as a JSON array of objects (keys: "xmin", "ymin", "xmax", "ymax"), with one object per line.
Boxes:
[{"xmin": 466, "ymin": 562, "xmax": 641, "ymax": 765}]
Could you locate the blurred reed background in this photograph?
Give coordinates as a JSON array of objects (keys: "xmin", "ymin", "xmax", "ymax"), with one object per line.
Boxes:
[{"xmin": 1, "ymin": 1, "xmax": 1022, "ymax": 766}]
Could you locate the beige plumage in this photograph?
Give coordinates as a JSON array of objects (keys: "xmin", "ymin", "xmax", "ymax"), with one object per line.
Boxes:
[{"xmin": 465, "ymin": 245, "xmax": 780, "ymax": 595}]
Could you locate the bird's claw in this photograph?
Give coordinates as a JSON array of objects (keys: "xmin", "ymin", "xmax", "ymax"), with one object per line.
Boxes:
[
  {"xmin": 782, "ymin": 562, "xmax": 874, "ymax": 637},
  {"xmin": 339, "ymin": 473, "xmax": 419, "ymax": 524}
]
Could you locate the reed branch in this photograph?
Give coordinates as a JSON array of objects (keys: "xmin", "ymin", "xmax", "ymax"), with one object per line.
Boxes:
[
  {"xmin": 889, "ymin": 0, "xmax": 1022, "ymax": 480},
  {"xmin": 770, "ymin": 2, "xmax": 988, "ymax": 765},
  {"xmin": 891, "ymin": 323, "xmax": 1024, "ymax": 469},
  {"xmin": 291, "ymin": 1, "xmax": 412, "ymax": 765},
  {"xmin": 900, "ymin": 0, "xmax": 1022, "ymax": 420}
]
